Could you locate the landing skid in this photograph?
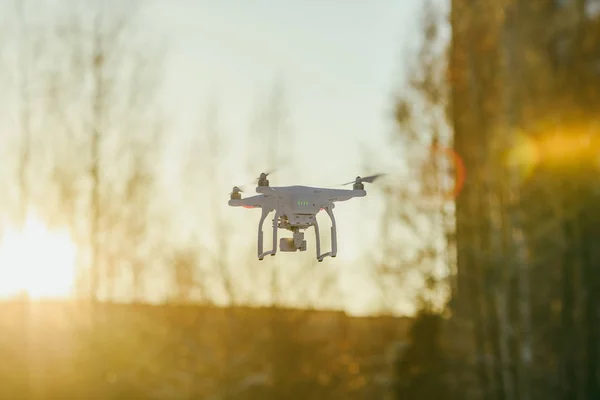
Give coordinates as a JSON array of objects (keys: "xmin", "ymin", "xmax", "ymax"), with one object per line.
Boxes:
[{"xmin": 256, "ymin": 207, "xmax": 338, "ymax": 261}]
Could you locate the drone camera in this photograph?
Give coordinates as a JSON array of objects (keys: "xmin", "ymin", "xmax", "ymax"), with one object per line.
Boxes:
[
  {"xmin": 279, "ymin": 231, "xmax": 306, "ymax": 252},
  {"xmin": 280, "ymin": 238, "xmax": 301, "ymax": 252}
]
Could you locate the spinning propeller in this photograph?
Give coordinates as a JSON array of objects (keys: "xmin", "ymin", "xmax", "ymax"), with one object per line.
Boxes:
[
  {"xmin": 230, "ymin": 186, "xmax": 243, "ymax": 194},
  {"xmin": 229, "ymin": 185, "xmax": 244, "ymax": 200},
  {"xmin": 257, "ymin": 170, "xmax": 276, "ymax": 187},
  {"xmin": 342, "ymin": 174, "xmax": 385, "ymax": 186},
  {"xmin": 228, "ymin": 170, "xmax": 276, "ymax": 197},
  {"xmin": 257, "ymin": 170, "xmax": 276, "ymax": 181}
]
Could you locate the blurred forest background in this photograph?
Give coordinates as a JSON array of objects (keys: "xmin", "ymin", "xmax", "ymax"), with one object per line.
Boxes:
[{"xmin": 1, "ymin": 0, "xmax": 600, "ymax": 399}]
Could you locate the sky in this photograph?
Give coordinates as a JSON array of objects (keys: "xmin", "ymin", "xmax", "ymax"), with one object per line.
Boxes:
[
  {"xmin": 145, "ymin": 0, "xmax": 422, "ymax": 178},
  {"xmin": 135, "ymin": 0, "xmax": 426, "ymax": 314},
  {"xmin": 0, "ymin": 0, "xmax": 432, "ymax": 315}
]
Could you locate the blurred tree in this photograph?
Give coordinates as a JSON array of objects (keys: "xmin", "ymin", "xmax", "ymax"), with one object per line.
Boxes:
[
  {"xmin": 392, "ymin": 305, "xmax": 454, "ymax": 399},
  {"xmin": 169, "ymin": 246, "xmax": 202, "ymax": 304},
  {"xmin": 449, "ymin": 0, "xmax": 600, "ymax": 399},
  {"xmin": 31, "ymin": 0, "xmax": 167, "ymax": 303},
  {"xmin": 355, "ymin": 4, "xmax": 461, "ymax": 399},
  {"xmin": 10, "ymin": 1, "xmax": 169, "ymax": 397},
  {"xmin": 14, "ymin": 0, "xmax": 32, "ymax": 227},
  {"xmin": 375, "ymin": 0, "xmax": 454, "ymax": 316}
]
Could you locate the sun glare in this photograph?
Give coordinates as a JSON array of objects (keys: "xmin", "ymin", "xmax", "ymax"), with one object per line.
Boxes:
[
  {"xmin": 506, "ymin": 128, "xmax": 595, "ymax": 178},
  {"xmin": 0, "ymin": 213, "xmax": 77, "ymax": 299}
]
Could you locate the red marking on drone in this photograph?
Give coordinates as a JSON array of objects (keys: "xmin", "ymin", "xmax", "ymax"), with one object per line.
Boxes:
[
  {"xmin": 430, "ymin": 143, "xmax": 466, "ymax": 199},
  {"xmin": 243, "ymin": 206, "xmax": 255, "ymax": 209}
]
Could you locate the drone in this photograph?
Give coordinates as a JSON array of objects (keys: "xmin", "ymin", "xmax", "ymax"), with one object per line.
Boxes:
[{"xmin": 228, "ymin": 172, "xmax": 383, "ymax": 262}]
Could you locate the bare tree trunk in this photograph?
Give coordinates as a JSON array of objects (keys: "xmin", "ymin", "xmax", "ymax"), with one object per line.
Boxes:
[
  {"xmin": 560, "ymin": 218, "xmax": 577, "ymax": 399},
  {"xmin": 266, "ymin": 82, "xmax": 286, "ymax": 307},
  {"xmin": 204, "ymin": 100, "xmax": 236, "ymax": 305},
  {"xmin": 201, "ymin": 100, "xmax": 237, "ymax": 398},
  {"xmin": 464, "ymin": 3, "xmax": 501, "ymax": 392},
  {"xmin": 501, "ymin": 3, "xmax": 533, "ymax": 398},
  {"xmin": 495, "ymin": 285, "xmax": 515, "ymax": 400},
  {"xmin": 509, "ymin": 179, "xmax": 532, "ymax": 400},
  {"xmin": 15, "ymin": 2, "xmax": 33, "ymax": 398},
  {"xmin": 86, "ymin": 12, "xmax": 107, "ymax": 397},
  {"xmin": 16, "ymin": 0, "xmax": 31, "ymax": 225},
  {"xmin": 90, "ymin": 11, "xmax": 104, "ymax": 305},
  {"xmin": 581, "ymin": 209, "xmax": 600, "ymax": 399}
]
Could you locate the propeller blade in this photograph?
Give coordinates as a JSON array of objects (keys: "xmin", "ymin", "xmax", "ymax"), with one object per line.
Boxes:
[
  {"xmin": 340, "ymin": 173, "xmax": 385, "ymax": 186},
  {"xmin": 257, "ymin": 170, "xmax": 276, "ymax": 181},
  {"xmin": 361, "ymin": 173, "xmax": 385, "ymax": 183}
]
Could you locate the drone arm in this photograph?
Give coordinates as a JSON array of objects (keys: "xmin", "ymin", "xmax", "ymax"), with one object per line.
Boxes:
[
  {"xmin": 327, "ymin": 189, "xmax": 366, "ymax": 203},
  {"xmin": 230, "ymin": 195, "xmax": 267, "ymax": 208}
]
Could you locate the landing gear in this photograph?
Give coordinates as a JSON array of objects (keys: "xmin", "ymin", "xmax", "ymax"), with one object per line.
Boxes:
[{"xmin": 314, "ymin": 206, "xmax": 338, "ymax": 262}]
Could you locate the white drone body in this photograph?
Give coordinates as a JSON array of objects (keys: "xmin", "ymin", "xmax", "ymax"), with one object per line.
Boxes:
[{"xmin": 228, "ymin": 173, "xmax": 381, "ymax": 262}]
